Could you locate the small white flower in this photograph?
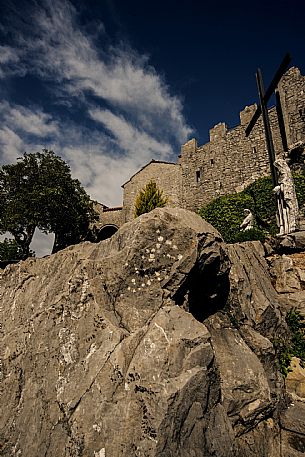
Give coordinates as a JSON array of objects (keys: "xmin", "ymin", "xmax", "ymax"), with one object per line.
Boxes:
[
  {"xmin": 177, "ymin": 254, "xmax": 183, "ymax": 260},
  {"xmin": 157, "ymin": 236, "xmax": 164, "ymax": 242},
  {"xmin": 131, "ymin": 278, "xmax": 136, "ymax": 284}
]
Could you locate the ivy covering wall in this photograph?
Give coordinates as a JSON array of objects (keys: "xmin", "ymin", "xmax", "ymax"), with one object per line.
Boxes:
[{"xmin": 199, "ymin": 174, "xmax": 305, "ymax": 243}]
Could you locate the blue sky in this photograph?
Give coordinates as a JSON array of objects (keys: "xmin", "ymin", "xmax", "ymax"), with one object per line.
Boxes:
[{"xmin": 0, "ymin": 0, "xmax": 304, "ymax": 254}]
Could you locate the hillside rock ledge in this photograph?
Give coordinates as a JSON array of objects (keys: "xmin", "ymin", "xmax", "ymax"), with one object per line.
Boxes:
[{"xmin": 0, "ymin": 207, "xmax": 304, "ymax": 456}]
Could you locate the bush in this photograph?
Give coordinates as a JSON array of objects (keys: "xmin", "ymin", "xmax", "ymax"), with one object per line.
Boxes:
[
  {"xmin": 274, "ymin": 309, "xmax": 305, "ymax": 377},
  {"xmin": 134, "ymin": 180, "xmax": 167, "ymax": 218}
]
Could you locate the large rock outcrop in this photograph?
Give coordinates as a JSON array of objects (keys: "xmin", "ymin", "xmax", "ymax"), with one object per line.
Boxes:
[{"xmin": 0, "ymin": 208, "xmax": 304, "ymax": 456}]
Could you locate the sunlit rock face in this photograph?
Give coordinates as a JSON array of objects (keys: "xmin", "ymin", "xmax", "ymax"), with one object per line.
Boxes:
[{"xmin": 0, "ymin": 207, "xmax": 304, "ymax": 456}]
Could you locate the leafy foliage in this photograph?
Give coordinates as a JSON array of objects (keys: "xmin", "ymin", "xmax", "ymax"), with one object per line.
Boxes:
[
  {"xmin": 0, "ymin": 150, "xmax": 97, "ymax": 258},
  {"xmin": 199, "ymin": 191, "xmax": 265, "ymax": 243},
  {"xmin": 243, "ymin": 176, "xmax": 277, "ymax": 235},
  {"xmin": 0, "ymin": 238, "xmax": 29, "ymax": 261},
  {"xmin": 286, "ymin": 309, "xmax": 305, "ymax": 363},
  {"xmin": 199, "ymin": 172, "xmax": 305, "ymax": 243},
  {"xmin": 134, "ymin": 180, "xmax": 168, "ymax": 218},
  {"xmin": 293, "ymin": 173, "xmax": 305, "ymax": 208},
  {"xmin": 274, "ymin": 309, "xmax": 305, "ymax": 377}
]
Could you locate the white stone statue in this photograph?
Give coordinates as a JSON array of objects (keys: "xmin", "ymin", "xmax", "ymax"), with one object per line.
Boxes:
[
  {"xmin": 273, "ymin": 158, "xmax": 299, "ymax": 235},
  {"xmin": 240, "ymin": 209, "xmax": 254, "ymax": 231}
]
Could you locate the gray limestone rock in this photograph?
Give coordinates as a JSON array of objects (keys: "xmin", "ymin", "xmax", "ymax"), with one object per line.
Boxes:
[
  {"xmin": 226, "ymin": 241, "xmax": 286, "ymax": 339},
  {"xmin": 0, "ymin": 208, "xmax": 229, "ymax": 457},
  {"xmin": 280, "ymin": 402, "xmax": 305, "ymax": 456},
  {"xmin": 0, "ymin": 209, "xmax": 304, "ymax": 456}
]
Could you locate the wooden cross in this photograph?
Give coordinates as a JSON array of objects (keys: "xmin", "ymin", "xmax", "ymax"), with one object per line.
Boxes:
[{"xmin": 245, "ymin": 53, "xmax": 291, "ymax": 187}]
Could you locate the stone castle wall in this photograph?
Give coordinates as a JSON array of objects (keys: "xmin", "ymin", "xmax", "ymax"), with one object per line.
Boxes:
[
  {"xmin": 93, "ymin": 203, "xmax": 125, "ymax": 229},
  {"xmin": 95, "ymin": 66, "xmax": 305, "ymax": 232},
  {"xmin": 178, "ymin": 105, "xmax": 283, "ymax": 211},
  {"xmin": 278, "ymin": 67, "xmax": 305, "ymax": 147},
  {"xmin": 122, "ymin": 160, "xmax": 182, "ymax": 222}
]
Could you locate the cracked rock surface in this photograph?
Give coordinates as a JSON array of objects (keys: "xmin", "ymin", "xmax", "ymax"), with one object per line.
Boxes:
[{"xmin": 0, "ymin": 208, "xmax": 304, "ymax": 456}]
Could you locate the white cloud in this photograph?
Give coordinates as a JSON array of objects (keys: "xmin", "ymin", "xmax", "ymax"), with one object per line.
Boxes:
[
  {"xmin": 0, "ymin": 0, "xmax": 195, "ymax": 258},
  {"xmin": 9, "ymin": 0, "xmax": 192, "ymax": 143},
  {"xmin": 0, "ymin": 0, "xmax": 193, "ymax": 207},
  {"xmin": 30, "ymin": 229, "xmax": 54, "ymax": 258},
  {"xmin": 0, "ymin": 126, "xmax": 24, "ymax": 162},
  {"xmin": 0, "ymin": 45, "xmax": 20, "ymax": 78},
  {"xmin": 0, "ymin": 46, "xmax": 18, "ymax": 65},
  {"xmin": 89, "ymin": 108, "xmax": 173, "ymax": 159},
  {"xmin": 0, "ymin": 230, "xmax": 54, "ymax": 258},
  {"xmin": 2, "ymin": 103, "xmax": 59, "ymax": 137}
]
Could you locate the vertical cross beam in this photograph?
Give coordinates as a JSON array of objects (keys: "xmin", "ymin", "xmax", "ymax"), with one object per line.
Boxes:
[
  {"xmin": 275, "ymin": 89, "xmax": 289, "ymax": 152},
  {"xmin": 256, "ymin": 69, "xmax": 278, "ymax": 187}
]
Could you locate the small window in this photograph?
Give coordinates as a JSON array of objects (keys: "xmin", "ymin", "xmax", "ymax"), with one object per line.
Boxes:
[
  {"xmin": 210, "ymin": 159, "xmax": 214, "ymax": 165},
  {"xmin": 253, "ymin": 146, "xmax": 257, "ymax": 154},
  {"xmin": 196, "ymin": 170, "xmax": 201, "ymax": 183}
]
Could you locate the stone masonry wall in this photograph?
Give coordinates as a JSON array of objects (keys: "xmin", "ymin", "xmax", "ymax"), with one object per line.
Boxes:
[
  {"xmin": 122, "ymin": 161, "xmax": 182, "ymax": 222},
  {"xmin": 92, "ymin": 202, "xmax": 125, "ymax": 230},
  {"xmin": 95, "ymin": 66, "xmax": 305, "ymax": 228},
  {"xmin": 178, "ymin": 67, "xmax": 305, "ymax": 212},
  {"xmin": 278, "ymin": 67, "xmax": 305, "ymax": 147}
]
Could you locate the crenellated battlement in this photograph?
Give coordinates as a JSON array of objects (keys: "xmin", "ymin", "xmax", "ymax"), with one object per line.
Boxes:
[{"xmin": 95, "ymin": 66, "xmax": 305, "ymax": 235}]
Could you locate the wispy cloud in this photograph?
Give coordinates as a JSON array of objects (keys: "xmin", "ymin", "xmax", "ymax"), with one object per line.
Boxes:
[
  {"xmin": 1, "ymin": 102, "xmax": 59, "ymax": 137},
  {"xmin": 0, "ymin": 0, "xmax": 192, "ymax": 207},
  {"xmin": 89, "ymin": 108, "xmax": 173, "ymax": 159},
  {"xmin": 0, "ymin": 126, "xmax": 25, "ymax": 162},
  {"xmin": 0, "ymin": 45, "xmax": 19, "ymax": 65}
]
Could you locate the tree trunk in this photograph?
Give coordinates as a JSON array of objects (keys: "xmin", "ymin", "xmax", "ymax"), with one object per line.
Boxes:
[{"xmin": 12, "ymin": 225, "xmax": 36, "ymax": 259}]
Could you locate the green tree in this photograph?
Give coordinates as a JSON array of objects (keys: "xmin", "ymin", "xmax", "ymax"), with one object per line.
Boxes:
[
  {"xmin": 0, "ymin": 238, "xmax": 28, "ymax": 261},
  {"xmin": 0, "ymin": 150, "xmax": 98, "ymax": 258},
  {"xmin": 134, "ymin": 180, "xmax": 168, "ymax": 218}
]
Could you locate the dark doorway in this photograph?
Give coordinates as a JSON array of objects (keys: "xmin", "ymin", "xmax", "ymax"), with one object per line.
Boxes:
[{"xmin": 97, "ymin": 225, "xmax": 118, "ymax": 241}]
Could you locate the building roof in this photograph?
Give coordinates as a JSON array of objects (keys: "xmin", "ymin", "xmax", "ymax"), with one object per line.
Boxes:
[{"xmin": 121, "ymin": 159, "xmax": 177, "ymax": 187}]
